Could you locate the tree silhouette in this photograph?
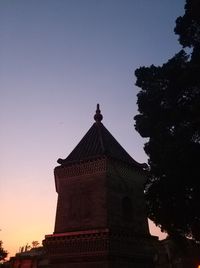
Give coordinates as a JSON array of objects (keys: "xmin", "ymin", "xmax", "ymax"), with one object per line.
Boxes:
[
  {"xmin": 0, "ymin": 241, "xmax": 8, "ymax": 262},
  {"xmin": 134, "ymin": 0, "xmax": 200, "ymax": 242},
  {"xmin": 32, "ymin": 241, "xmax": 40, "ymax": 248}
]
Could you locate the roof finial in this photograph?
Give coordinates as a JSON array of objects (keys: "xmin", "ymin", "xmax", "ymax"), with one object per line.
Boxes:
[{"xmin": 94, "ymin": 103, "xmax": 103, "ymax": 123}]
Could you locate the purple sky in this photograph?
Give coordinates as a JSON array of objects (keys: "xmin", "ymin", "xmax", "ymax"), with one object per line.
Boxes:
[{"xmin": 0, "ymin": 0, "xmax": 185, "ymax": 257}]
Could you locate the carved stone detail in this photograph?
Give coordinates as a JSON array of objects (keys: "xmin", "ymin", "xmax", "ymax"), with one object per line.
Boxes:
[
  {"xmin": 55, "ymin": 158, "xmax": 107, "ymax": 179},
  {"xmin": 43, "ymin": 228, "xmax": 156, "ymax": 260}
]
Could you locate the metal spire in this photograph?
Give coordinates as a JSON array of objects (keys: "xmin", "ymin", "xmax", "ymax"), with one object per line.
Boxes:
[{"xmin": 94, "ymin": 103, "xmax": 103, "ymax": 123}]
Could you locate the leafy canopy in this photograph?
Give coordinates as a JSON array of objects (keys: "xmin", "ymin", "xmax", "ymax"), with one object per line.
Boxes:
[
  {"xmin": 0, "ymin": 241, "xmax": 8, "ymax": 262},
  {"xmin": 134, "ymin": 0, "xmax": 200, "ymax": 242}
]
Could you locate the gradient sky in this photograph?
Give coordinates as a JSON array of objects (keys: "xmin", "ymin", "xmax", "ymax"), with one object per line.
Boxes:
[{"xmin": 0, "ymin": 0, "xmax": 185, "ymax": 257}]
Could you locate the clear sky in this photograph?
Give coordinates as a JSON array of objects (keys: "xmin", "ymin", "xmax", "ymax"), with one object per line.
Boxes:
[{"xmin": 0, "ymin": 0, "xmax": 185, "ymax": 257}]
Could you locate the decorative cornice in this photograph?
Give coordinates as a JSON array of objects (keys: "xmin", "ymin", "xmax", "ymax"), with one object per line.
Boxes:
[
  {"xmin": 43, "ymin": 228, "xmax": 156, "ymax": 259},
  {"xmin": 55, "ymin": 158, "xmax": 107, "ymax": 178}
]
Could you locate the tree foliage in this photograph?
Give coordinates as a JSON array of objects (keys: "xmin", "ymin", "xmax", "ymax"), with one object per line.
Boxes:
[
  {"xmin": 134, "ymin": 0, "xmax": 200, "ymax": 242},
  {"xmin": 0, "ymin": 241, "xmax": 8, "ymax": 262},
  {"xmin": 32, "ymin": 241, "xmax": 40, "ymax": 248}
]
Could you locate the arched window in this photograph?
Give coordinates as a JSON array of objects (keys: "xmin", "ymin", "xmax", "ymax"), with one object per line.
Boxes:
[{"xmin": 122, "ymin": 196, "xmax": 133, "ymax": 221}]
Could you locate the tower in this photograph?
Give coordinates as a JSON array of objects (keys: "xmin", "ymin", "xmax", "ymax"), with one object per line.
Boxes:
[{"xmin": 43, "ymin": 105, "xmax": 157, "ymax": 268}]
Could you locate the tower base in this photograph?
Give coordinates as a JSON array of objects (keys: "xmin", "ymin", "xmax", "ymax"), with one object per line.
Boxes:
[{"xmin": 43, "ymin": 228, "xmax": 157, "ymax": 268}]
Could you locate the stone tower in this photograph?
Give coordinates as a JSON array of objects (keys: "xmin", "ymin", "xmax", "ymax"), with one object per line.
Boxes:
[{"xmin": 43, "ymin": 105, "xmax": 157, "ymax": 268}]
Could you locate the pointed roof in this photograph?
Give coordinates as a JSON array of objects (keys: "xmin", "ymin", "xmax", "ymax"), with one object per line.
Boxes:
[{"xmin": 57, "ymin": 105, "xmax": 145, "ymax": 169}]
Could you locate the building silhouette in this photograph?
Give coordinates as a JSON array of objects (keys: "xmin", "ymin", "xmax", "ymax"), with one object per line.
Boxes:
[
  {"xmin": 43, "ymin": 104, "xmax": 157, "ymax": 267},
  {"xmin": 5, "ymin": 105, "xmax": 199, "ymax": 268}
]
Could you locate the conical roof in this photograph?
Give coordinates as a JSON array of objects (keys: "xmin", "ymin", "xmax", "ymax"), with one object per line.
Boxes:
[{"xmin": 57, "ymin": 105, "xmax": 145, "ymax": 169}]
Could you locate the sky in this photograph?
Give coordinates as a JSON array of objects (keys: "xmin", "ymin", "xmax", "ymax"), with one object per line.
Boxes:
[{"xmin": 0, "ymin": 0, "xmax": 185, "ymax": 258}]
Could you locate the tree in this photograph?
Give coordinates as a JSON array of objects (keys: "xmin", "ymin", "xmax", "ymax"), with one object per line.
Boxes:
[
  {"xmin": 134, "ymin": 0, "xmax": 200, "ymax": 242},
  {"xmin": 175, "ymin": 0, "xmax": 200, "ymax": 61},
  {"xmin": 32, "ymin": 241, "xmax": 40, "ymax": 248},
  {"xmin": 0, "ymin": 241, "xmax": 8, "ymax": 262}
]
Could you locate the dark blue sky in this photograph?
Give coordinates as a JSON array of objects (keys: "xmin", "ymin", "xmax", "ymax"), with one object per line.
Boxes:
[{"xmin": 0, "ymin": 0, "xmax": 185, "ymax": 256}]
